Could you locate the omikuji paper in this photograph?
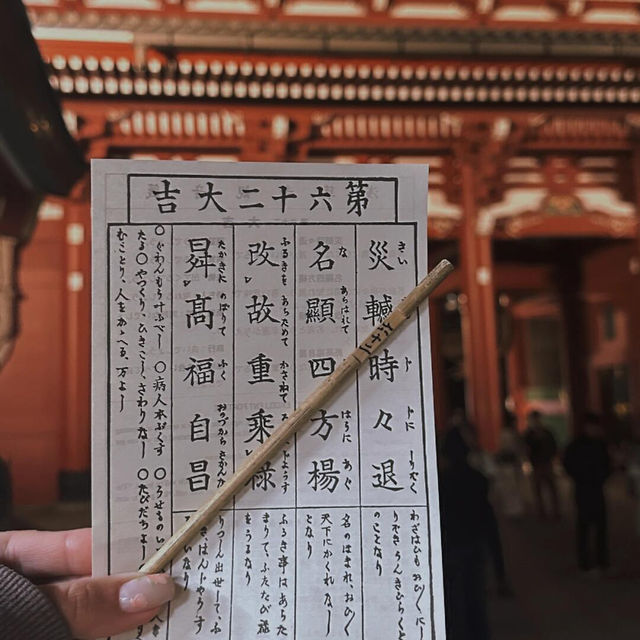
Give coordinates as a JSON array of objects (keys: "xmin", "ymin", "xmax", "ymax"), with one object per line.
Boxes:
[{"xmin": 92, "ymin": 160, "xmax": 445, "ymax": 640}]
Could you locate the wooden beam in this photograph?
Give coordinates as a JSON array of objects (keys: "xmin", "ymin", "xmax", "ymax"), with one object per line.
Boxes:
[
  {"xmin": 494, "ymin": 264, "xmax": 555, "ymax": 291},
  {"xmin": 26, "ymin": 0, "xmax": 640, "ymax": 31}
]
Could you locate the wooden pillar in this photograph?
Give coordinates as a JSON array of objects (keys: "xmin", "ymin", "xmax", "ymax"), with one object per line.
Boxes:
[
  {"xmin": 59, "ymin": 180, "xmax": 91, "ymax": 499},
  {"xmin": 556, "ymin": 255, "xmax": 589, "ymax": 435},
  {"xmin": 459, "ymin": 160, "xmax": 502, "ymax": 450},
  {"xmin": 629, "ymin": 146, "xmax": 640, "ymax": 432}
]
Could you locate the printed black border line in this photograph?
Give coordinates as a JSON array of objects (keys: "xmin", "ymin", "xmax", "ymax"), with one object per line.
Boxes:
[
  {"xmin": 293, "ymin": 226, "xmax": 298, "ymax": 640},
  {"xmin": 413, "ymin": 222, "xmax": 437, "ymax": 640},
  {"xmin": 114, "ymin": 222, "xmax": 399, "ymax": 226},
  {"xmin": 166, "ymin": 225, "xmax": 174, "ymax": 639},
  {"xmin": 107, "ymin": 226, "xmax": 112, "ymax": 575},
  {"xmin": 229, "ymin": 224, "xmax": 236, "ymax": 640},
  {"xmin": 126, "ymin": 173, "xmax": 398, "ymax": 224},
  {"xmin": 103, "ymin": 232, "xmax": 422, "ymax": 521},
  {"xmin": 105, "ymin": 218, "xmax": 434, "ymax": 639},
  {"xmin": 355, "ymin": 224, "xmax": 365, "ymax": 640},
  {"xmin": 355, "ymin": 221, "xmax": 434, "ymax": 639},
  {"xmin": 173, "ymin": 505, "xmax": 427, "ymax": 514}
]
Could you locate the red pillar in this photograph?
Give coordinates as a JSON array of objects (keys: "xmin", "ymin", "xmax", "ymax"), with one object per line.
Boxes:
[
  {"xmin": 59, "ymin": 181, "xmax": 91, "ymax": 498},
  {"xmin": 629, "ymin": 146, "xmax": 640, "ymax": 431},
  {"xmin": 459, "ymin": 160, "xmax": 502, "ymax": 451},
  {"xmin": 557, "ymin": 257, "xmax": 589, "ymax": 435}
]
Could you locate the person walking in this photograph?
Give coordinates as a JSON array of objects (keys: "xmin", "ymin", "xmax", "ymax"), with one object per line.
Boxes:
[
  {"xmin": 563, "ymin": 413, "xmax": 611, "ymax": 573},
  {"xmin": 495, "ymin": 414, "xmax": 526, "ymax": 518},
  {"xmin": 524, "ymin": 410, "xmax": 560, "ymax": 519}
]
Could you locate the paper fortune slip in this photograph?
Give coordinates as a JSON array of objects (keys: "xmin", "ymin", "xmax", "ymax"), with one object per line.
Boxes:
[{"xmin": 91, "ymin": 159, "xmax": 445, "ymax": 640}]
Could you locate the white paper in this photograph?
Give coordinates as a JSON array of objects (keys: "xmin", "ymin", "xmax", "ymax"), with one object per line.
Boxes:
[{"xmin": 92, "ymin": 159, "xmax": 445, "ymax": 640}]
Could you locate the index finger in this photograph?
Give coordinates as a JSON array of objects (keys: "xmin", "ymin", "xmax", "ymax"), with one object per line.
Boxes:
[{"xmin": 0, "ymin": 528, "xmax": 91, "ymax": 579}]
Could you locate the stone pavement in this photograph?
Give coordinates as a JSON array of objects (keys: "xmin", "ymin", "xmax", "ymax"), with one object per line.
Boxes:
[{"xmin": 489, "ymin": 473, "xmax": 640, "ymax": 640}]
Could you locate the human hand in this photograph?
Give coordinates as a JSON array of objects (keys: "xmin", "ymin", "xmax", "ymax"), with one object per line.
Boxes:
[{"xmin": 0, "ymin": 528, "xmax": 175, "ymax": 639}]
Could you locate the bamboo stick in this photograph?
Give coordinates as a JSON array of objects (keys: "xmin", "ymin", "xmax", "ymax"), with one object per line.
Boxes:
[{"xmin": 139, "ymin": 258, "xmax": 454, "ymax": 574}]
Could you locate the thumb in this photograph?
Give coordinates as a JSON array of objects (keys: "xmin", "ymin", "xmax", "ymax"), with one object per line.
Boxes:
[{"xmin": 40, "ymin": 573, "xmax": 175, "ymax": 640}]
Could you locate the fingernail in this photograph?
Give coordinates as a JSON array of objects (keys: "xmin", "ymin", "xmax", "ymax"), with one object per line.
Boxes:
[{"xmin": 119, "ymin": 574, "xmax": 175, "ymax": 613}]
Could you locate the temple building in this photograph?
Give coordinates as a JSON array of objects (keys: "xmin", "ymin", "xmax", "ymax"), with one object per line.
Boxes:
[{"xmin": 2, "ymin": 0, "xmax": 639, "ymax": 502}]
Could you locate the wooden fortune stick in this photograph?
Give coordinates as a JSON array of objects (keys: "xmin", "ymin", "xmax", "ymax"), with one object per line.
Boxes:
[{"xmin": 140, "ymin": 258, "xmax": 454, "ymax": 575}]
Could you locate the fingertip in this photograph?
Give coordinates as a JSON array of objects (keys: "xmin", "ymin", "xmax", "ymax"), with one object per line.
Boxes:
[
  {"xmin": 119, "ymin": 574, "xmax": 175, "ymax": 613},
  {"xmin": 42, "ymin": 574, "xmax": 172, "ymax": 640}
]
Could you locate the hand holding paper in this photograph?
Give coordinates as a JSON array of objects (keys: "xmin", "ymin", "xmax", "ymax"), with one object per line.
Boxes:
[
  {"xmin": 0, "ymin": 528, "xmax": 175, "ymax": 639},
  {"xmin": 92, "ymin": 160, "xmax": 446, "ymax": 639}
]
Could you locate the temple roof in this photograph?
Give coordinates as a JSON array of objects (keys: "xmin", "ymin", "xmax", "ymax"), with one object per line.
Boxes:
[
  {"xmin": 26, "ymin": 0, "xmax": 640, "ymax": 58},
  {"xmin": 27, "ymin": 0, "xmax": 640, "ymax": 108},
  {"xmin": 41, "ymin": 49, "xmax": 640, "ymax": 107}
]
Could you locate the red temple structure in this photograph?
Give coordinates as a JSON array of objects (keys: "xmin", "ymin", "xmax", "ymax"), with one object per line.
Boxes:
[{"xmin": 2, "ymin": 0, "xmax": 639, "ymax": 503}]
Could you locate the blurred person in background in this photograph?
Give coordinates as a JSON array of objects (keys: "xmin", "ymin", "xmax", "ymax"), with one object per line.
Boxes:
[
  {"xmin": 439, "ymin": 426, "xmax": 510, "ymax": 640},
  {"xmin": 524, "ymin": 410, "xmax": 560, "ymax": 519},
  {"xmin": 563, "ymin": 412, "xmax": 611, "ymax": 574},
  {"xmin": 447, "ymin": 409, "xmax": 498, "ymax": 481},
  {"xmin": 494, "ymin": 413, "xmax": 526, "ymax": 519}
]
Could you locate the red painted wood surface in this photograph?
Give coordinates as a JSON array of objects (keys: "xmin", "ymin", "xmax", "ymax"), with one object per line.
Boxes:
[{"xmin": 0, "ymin": 218, "xmax": 66, "ymax": 504}]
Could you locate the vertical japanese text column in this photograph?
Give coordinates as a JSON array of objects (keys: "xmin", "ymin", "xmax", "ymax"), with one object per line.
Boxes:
[
  {"xmin": 357, "ymin": 224, "xmax": 432, "ymax": 639},
  {"xmin": 108, "ymin": 221, "xmax": 173, "ymax": 637},
  {"xmin": 170, "ymin": 222, "xmax": 234, "ymax": 636},
  {"xmin": 232, "ymin": 224, "xmax": 296, "ymax": 638},
  {"xmin": 295, "ymin": 224, "xmax": 362, "ymax": 639}
]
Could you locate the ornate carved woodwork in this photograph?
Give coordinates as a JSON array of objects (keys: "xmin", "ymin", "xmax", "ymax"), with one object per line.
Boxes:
[
  {"xmin": 25, "ymin": 0, "xmax": 640, "ymax": 35},
  {"xmin": 40, "ymin": 47, "xmax": 640, "ymax": 108}
]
